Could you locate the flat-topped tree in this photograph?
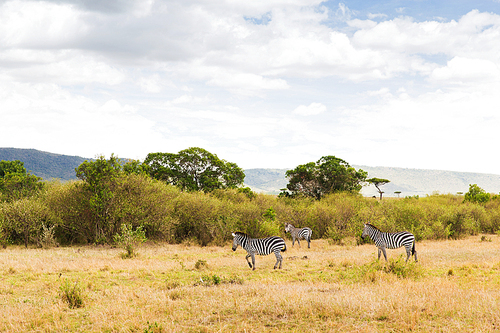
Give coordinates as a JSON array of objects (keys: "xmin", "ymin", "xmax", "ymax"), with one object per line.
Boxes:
[{"xmin": 367, "ymin": 177, "xmax": 390, "ymax": 200}]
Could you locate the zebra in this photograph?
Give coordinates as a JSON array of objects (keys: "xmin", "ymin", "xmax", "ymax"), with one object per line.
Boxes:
[
  {"xmin": 361, "ymin": 223, "xmax": 417, "ymax": 262},
  {"xmin": 284, "ymin": 223, "xmax": 312, "ymax": 248},
  {"xmin": 231, "ymin": 232, "xmax": 287, "ymax": 270}
]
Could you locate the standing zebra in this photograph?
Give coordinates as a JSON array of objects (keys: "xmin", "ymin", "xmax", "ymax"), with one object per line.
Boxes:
[
  {"xmin": 361, "ymin": 223, "xmax": 417, "ymax": 262},
  {"xmin": 231, "ymin": 232, "xmax": 286, "ymax": 270},
  {"xmin": 284, "ymin": 223, "xmax": 312, "ymax": 248}
]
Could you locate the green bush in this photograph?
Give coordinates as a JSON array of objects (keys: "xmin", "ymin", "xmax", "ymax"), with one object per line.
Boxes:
[{"xmin": 113, "ymin": 223, "xmax": 147, "ymax": 258}]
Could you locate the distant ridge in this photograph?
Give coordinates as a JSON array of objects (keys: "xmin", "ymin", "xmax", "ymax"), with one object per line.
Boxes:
[
  {"xmin": 243, "ymin": 166, "xmax": 500, "ymax": 197},
  {"xmin": 0, "ymin": 148, "xmax": 88, "ymax": 181},
  {"xmin": 2, "ymin": 148, "xmax": 500, "ymax": 197},
  {"xmin": 355, "ymin": 165, "xmax": 500, "ymax": 197}
]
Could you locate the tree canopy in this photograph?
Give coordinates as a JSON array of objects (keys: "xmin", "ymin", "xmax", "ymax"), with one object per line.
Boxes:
[
  {"xmin": 464, "ymin": 184, "xmax": 491, "ymax": 204},
  {"xmin": 143, "ymin": 147, "xmax": 245, "ymax": 192},
  {"xmin": 0, "ymin": 160, "xmax": 44, "ymax": 201},
  {"xmin": 75, "ymin": 154, "xmax": 123, "ymax": 242},
  {"xmin": 367, "ymin": 177, "xmax": 390, "ymax": 200},
  {"xmin": 282, "ymin": 156, "xmax": 367, "ymax": 200}
]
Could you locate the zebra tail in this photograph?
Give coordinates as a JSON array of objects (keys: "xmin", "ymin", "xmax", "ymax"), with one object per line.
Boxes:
[
  {"xmin": 281, "ymin": 243, "xmax": 287, "ymax": 252},
  {"xmin": 412, "ymin": 241, "xmax": 415, "ymax": 256}
]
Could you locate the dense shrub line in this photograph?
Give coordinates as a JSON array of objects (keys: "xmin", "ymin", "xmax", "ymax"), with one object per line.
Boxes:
[{"xmin": 0, "ymin": 173, "xmax": 499, "ymax": 247}]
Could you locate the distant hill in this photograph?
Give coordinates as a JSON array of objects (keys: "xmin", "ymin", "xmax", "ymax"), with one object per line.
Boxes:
[
  {"xmin": 0, "ymin": 148, "xmax": 88, "ymax": 181},
  {"xmin": 243, "ymin": 166, "xmax": 500, "ymax": 197},
  {"xmin": 2, "ymin": 148, "xmax": 500, "ymax": 197}
]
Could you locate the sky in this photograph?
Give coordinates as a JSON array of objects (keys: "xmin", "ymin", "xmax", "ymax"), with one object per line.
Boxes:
[{"xmin": 1, "ymin": 0, "xmax": 500, "ymax": 175}]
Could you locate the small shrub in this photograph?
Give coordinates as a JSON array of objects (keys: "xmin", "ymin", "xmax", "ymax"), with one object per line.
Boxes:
[
  {"xmin": 194, "ymin": 259, "xmax": 208, "ymax": 270},
  {"xmin": 59, "ymin": 279, "xmax": 84, "ymax": 309},
  {"xmin": 114, "ymin": 224, "xmax": 147, "ymax": 258},
  {"xmin": 38, "ymin": 224, "xmax": 58, "ymax": 249},
  {"xmin": 195, "ymin": 274, "xmax": 243, "ymax": 287},
  {"xmin": 480, "ymin": 235, "xmax": 491, "ymax": 242},
  {"xmin": 144, "ymin": 321, "xmax": 163, "ymax": 333},
  {"xmin": 355, "ymin": 258, "xmax": 422, "ymax": 282},
  {"xmin": 383, "ymin": 257, "xmax": 422, "ymax": 279}
]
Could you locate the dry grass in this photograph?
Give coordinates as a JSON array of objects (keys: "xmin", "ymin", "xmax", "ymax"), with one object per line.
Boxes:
[{"xmin": 1, "ymin": 236, "xmax": 500, "ymax": 332}]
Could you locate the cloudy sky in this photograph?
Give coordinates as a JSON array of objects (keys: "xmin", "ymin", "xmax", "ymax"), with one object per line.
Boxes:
[{"xmin": 1, "ymin": 0, "xmax": 500, "ymax": 174}]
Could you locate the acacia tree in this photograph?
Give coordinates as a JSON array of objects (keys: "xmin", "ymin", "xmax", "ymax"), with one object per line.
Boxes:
[
  {"xmin": 367, "ymin": 178, "xmax": 390, "ymax": 200},
  {"xmin": 282, "ymin": 156, "xmax": 367, "ymax": 200},
  {"xmin": 143, "ymin": 147, "xmax": 245, "ymax": 192}
]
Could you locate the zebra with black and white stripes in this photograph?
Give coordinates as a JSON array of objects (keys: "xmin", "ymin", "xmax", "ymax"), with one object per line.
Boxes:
[
  {"xmin": 284, "ymin": 223, "xmax": 312, "ymax": 248},
  {"xmin": 231, "ymin": 232, "xmax": 287, "ymax": 270},
  {"xmin": 361, "ymin": 223, "xmax": 418, "ymax": 262}
]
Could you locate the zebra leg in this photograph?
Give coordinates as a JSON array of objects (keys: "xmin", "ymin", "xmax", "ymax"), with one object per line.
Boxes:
[
  {"xmin": 381, "ymin": 247, "xmax": 388, "ymax": 261},
  {"xmin": 413, "ymin": 241, "xmax": 418, "ymax": 262},
  {"xmin": 274, "ymin": 250, "xmax": 283, "ymax": 269},
  {"xmin": 297, "ymin": 238, "xmax": 301, "ymax": 248},
  {"xmin": 307, "ymin": 237, "xmax": 311, "ymax": 248},
  {"xmin": 251, "ymin": 253, "xmax": 256, "ymax": 270},
  {"xmin": 405, "ymin": 245, "xmax": 411, "ymax": 262},
  {"xmin": 245, "ymin": 254, "xmax": 252, "ymax": 269},
  {"xmin": 377, "ymin": 248, "xmax": 382, "ymax": 260}
]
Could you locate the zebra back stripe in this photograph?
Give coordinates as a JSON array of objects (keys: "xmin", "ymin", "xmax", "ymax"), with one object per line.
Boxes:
[
  {"xmin": 363, "ymin": 224, "xmax": 415, "ymax": 249},
  {"xmin": 232, "ymin": 232, "xmax": 286, "ymax": 255}
]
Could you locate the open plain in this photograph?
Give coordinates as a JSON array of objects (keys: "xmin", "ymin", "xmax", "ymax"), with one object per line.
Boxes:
[{"xmin": 1, "ymin": 236, "xmax": 499, "ymax": 332}]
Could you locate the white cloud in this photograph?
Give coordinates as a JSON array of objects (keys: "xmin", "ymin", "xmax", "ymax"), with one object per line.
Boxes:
[
  {"xmin": 0, "ymin": 81, "xmax": 166, "ymax": 159},
  {"xmin": 431, "ymin": 57, "xmax": 500, "ymax": 83},
  {"xmin": 2, "ymin": 1, "xmax": 500, "ymax": 174},
  {"xmin": 0, "ymin": 0, "xmax": 88, "ymax": 47},
  {"xmin": 293, "ymin": 102, "xmax": 327, "ymax": 116}
]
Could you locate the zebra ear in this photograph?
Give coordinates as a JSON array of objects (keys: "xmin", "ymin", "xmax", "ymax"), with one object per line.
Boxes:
[{"xmin": 231, "ymin": 233, "xmax": 236, "ymax": 237}]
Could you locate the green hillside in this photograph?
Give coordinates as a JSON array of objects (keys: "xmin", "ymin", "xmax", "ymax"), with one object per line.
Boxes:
[{"xmin": 0, "ymin": 148, "xmax": 88, "ymax": 181}]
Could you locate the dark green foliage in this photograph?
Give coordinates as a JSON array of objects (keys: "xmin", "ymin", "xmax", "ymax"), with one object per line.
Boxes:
[
  {"xmin": 143, "ymin": 147, "xmax": 245, "ymax": 192},
  {"xmin": 282, "ymin": 156, "xmax": 367, "ymax": 200},
  {"xmin": 0, "ymin": 160, "xmax": 44, "ymax": 202},
  {"xmin": 464, "ymin": 184, "xmax": 491, "ymax": 204},
  {"xmin": 76, "ymin": 154, "xmax": 123, "ymax": 243}
]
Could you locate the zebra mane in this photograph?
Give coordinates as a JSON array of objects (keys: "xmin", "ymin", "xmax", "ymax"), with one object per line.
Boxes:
[
  {"xmin": 365, "ymin": 223, "xmax": 381, "ymax": 231},
  {"xmin": 233, "ymin": 231, "xmax": 247, "ymax": 237}
]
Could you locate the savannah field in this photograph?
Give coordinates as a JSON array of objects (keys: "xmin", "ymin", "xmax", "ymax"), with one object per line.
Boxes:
[{"xmin": 1, "ymin": 236, "xmax": 499, "ymax": 332}]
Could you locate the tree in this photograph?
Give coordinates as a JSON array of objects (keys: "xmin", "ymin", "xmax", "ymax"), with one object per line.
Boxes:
[
  {"xmin": 75, "ymin": 154, "xmax": 123, "ymax": 243},
  {"xmin": 282, "ymin": 156, "xmax": 367, "ymax": 200},
  {"xmin": 143, "ymin": 147, "xmax": 245, "ymax": 192},
  {"xmin": 0, "ymin": 160, "xmax": 44, "ymax": 201},
  {"xmin": 367, "ymin": 178, "xmax": 390, "ymax": 200},
  {"xmin": 464, "ymin": 184, "xmax": 490, "ymax": 204}
]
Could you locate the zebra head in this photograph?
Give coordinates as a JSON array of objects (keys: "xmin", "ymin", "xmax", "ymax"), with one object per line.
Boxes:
[
  {"xmin": 284, "ymin": 223, "xmax": 292, "ymax": 233},
  {"xmin": 361, "ymin": 224, "xmax": 369, "ymax": 239},
  {"xmin": 231, "ymin": 232, "xmax": 240, "ymax": 251}
]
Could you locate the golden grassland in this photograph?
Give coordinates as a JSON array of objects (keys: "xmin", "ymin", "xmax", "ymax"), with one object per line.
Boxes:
[{"xmin": 1, "ymin": 236, "xmax": 500, "ymax": 332}]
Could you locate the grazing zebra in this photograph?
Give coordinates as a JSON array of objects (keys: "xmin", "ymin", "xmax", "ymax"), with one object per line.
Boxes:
[
  {"xmin": 361, "ymin": 223, "xmax": 417, "ymax": 262},
  {"xmin": 284, "ymin": 223, "xmax": 312, "ymax": 248},
  {"xmin": 231, "ymin": 232, "xmax": 286, "ymax": 270}
]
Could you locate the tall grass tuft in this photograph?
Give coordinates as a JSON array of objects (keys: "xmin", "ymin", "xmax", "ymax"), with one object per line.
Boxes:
[{"xmin": 59, "ymin": 279, "xmax": 84, "ymax": 309}]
